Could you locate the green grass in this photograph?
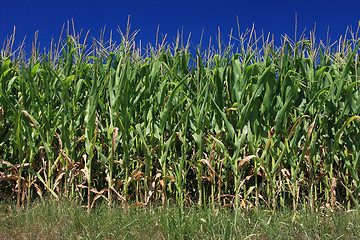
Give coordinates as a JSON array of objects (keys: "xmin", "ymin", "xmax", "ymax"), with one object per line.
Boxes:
[{"xmin": 1, "ymin": 198, "xmax": 360, "ymax": 239}]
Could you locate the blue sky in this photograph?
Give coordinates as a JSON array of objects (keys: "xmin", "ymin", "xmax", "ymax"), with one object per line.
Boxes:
[{"xmin": 1, "ymin": 0, "xmax": 360, "ymax": 53}]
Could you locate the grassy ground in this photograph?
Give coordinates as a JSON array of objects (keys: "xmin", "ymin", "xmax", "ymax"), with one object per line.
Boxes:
[{"xmin": 1, "ymin": 199, "xmax": 360, "ymax": 239}]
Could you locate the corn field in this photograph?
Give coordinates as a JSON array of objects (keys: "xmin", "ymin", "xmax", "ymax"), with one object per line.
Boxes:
[{"xmin": 1, "ymin": 24, "xmax": 360, "ymax": 212}]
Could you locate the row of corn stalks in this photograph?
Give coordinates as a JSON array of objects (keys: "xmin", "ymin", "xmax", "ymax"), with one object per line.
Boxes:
[{"xmin": 0, "ymin": 24, "xmax": 359, "ymax": 212}]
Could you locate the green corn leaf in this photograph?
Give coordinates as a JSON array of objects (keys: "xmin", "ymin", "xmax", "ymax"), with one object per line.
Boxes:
[
  {"xmin": 211, "ymin": 97, "xmax": 235, "ymax": 140},
  {"xmin": 21, "ymin": 110, "xmax": 52, "ymax": 162}
]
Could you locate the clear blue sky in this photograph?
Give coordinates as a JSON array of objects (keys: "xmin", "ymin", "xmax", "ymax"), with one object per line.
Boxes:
[{"xmin": 1, "ymin": 0, "xmax": 360, "ymax": 53}]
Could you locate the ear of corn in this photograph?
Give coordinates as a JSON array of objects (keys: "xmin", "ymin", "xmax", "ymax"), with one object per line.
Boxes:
[{"xmin": 0, "ymin": 23, "xmax": 359, "ymax": 212}]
